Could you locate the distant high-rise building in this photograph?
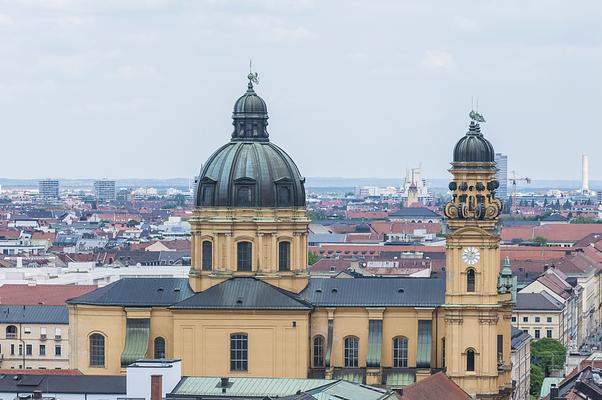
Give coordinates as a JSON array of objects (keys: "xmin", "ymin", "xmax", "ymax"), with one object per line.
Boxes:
[
  {"xmin": 39, "ymin": 179, "xmax": 59, "ymax": 199},
  {"xmin": 94, "ymin": 180, "xmax": 116, "ymax": 202},
  {"xmin": 582, "ymin": 154, "xmax": 590, "ymax": 194},
  {"xmin": 495, "ymin": 153, "xmax": 508, "ymax": 199}
]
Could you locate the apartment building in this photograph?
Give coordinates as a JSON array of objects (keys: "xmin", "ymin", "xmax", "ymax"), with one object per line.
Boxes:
[
  {"xmin": 0, "ymin": 305, "xmax": 69, "ymax": 370},
  {"xmin": 513, "ymin": 292, "xmax": 564, "ymax": 341}
]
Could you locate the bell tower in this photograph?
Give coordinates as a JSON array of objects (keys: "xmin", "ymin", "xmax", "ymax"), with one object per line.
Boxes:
[{"xmin": 443, "ymin": 113, "xmax": 513, "ymax": 399}]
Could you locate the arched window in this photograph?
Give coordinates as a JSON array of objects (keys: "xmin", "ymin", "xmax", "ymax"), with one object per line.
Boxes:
[
  {"xmin": 279, "ymin": 241, "xmax": 291, "ymax": 271},
  {"xmin": 313, "ymin": 336, "xmax": 325, "ymax": 368},
  {"xmin": 393, "ymin": 336, "xmax": 408, "ymax": 368},
  {"xmin": 466, "ymin": 348, "xmax": 475, "ymax": 371},
  {"xmin": 154, "ymin": 337, "xmax": 166, "ymax": 359},
  {"xmin": 6, "ymin": 325, "xmax": 17, "ymax": 339},
  {"xmin": 467, "ymin": 269, "xmax": 476, "ymax": 292},
  {"xmin": 230, "ymin": 333, "xmax": 248, "ymax": 371},
  {"xmin": 89, "ymin": 334, "xmax": 105, "ymax": 367},
  {"xmin": 201, "ymin": 241, "xmax": 212, "ymax": 271},
  {"xmin": 344, "ymin": 336, "xmax": 359, "ymax": 367},
  {"xmin": 237, "ymin": 242, "xmax": 252, "ymax": 272}
]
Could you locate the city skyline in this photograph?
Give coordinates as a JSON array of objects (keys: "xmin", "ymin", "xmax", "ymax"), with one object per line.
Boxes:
[{"xmin": 0, "ymin": 1, "xmax": 601, "ymax": 180}]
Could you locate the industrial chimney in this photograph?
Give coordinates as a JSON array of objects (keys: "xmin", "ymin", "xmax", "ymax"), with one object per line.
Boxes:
[{"xmin": 582, "ymin": 154, "xmax": 590, "ymax": 194}]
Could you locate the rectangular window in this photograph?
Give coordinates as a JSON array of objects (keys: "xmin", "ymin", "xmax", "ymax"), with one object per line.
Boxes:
[
  {"xmin": 511, "ymin": 316, "xmax": 516, "ymax": 322},
  {"xmin": 26, "ymin": 344, "xmax": 32, "ymax": 356},
  {"xmin": 546, "ymin": 330, "xmax": 553, "ymax": 338},
  {"xmin": 522, "ymin": 317, "xmax": 528, "ymax": 323},
  {"xmin": 40, "ymin": 327, "xmax": 47, "ymax": 338},
  {"xmin": 39, "ymin": 345, "xmax": 46, "ymax": 356},
  {"xmin": 417, "ymin": 320, "xmax": 432, "ymax": 368},
  {"xmin": 24, "ymin": 327, "xmax": 31, "ymax": 334},
  {"xmin": 55, "ymin": 328, "xmax": 61, "ymax": 338},
  {"xmin": 344, "ymin": 337, "xmax": 359, "ymax": 367},
  {"xmin": 237, "ymin": 242, "xmax": 252, "ymax": 272},
  {"xmin": 201, "ymin": 241, "xmax": 213, "ymax": 271},
  {"xmin": 535, "ymin": 317, "xmax": 540, "ymax": 323},
  {"xmin": 18, "ymin": 344, "xmax": 22, "ymax": 356},
  {"xmin": 547, "ymin": 317, "xmax": 552, "ymax": 323},
  {"xmin": 313, "ymin": 336, "xmax": 324, "ymax": 368},
  {"xmin": 393, "ymin": 337, "xmax": 408, "ymax": 368},
  {"xmin": 230, "ymin": 334, "xmax": 248, "ymax": 371},
  {"xmin": 441, "ymin": 337, "xmax": 446, "ymax": 368},
  {"xmin": 534, "ymin": 330, "xmax": 540, "ymax": 339},
  {"xmin": 278, "ymin": 242, "xmax": 291, "ymax": 271},
  {"xmin": 497, "ymin": 335, "xmax": 503, "ymax": 365},
  {"xmin": 55, "ymin": 345, "xmax": 62, "ymax": 356},
  {"xmin": 10, "ymin": 344, "xmax": 15, "ymax": 356},
  {"xmin": 522, "ymin": 329, "xmax": 528, "ymax": 334}
]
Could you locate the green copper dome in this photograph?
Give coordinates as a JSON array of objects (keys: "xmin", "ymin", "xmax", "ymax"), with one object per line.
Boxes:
[{"xmin": 195, "ymin": 77, "xmax": 306, "ymax": 208}]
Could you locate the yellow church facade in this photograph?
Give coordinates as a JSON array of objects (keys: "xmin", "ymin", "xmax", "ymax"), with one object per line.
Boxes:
[{"xmin": 68, "ymin": 77, "xmax": 513, "ymax": 399}]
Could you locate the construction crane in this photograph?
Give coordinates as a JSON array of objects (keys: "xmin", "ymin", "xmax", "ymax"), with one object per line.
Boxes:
[{"xmin": 509, "ymin": 171, "xmax": 531, "ymax": 215}]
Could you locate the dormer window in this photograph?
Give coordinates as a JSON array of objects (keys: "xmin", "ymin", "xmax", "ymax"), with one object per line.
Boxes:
[
  {"xmin": 275, "ymin": 178, "xmax": 294, "ymax": 207},
  {"xmin": 199, "ymin": 177, "xmax": 217, "ymax": 206},
  {"xmin": 234, "ymin": 178, "xmax": 256, "ymax": 207}
]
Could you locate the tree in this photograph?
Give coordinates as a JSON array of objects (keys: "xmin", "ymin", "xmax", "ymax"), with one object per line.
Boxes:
[
  {"xmin": 571, "ymin": 216, "xmax": 600, "ymax": 224},
  {"xmin": 308, "ymin": 252, "xmax": 319, "ymax": 265},
  {"xmin": 531, "ymin": 338, "xmax": 566, "ymax": 376},
  {"xmin": 530, "ymin": 363, "xmax": 543, "ymax": 396},
  {"xmin": 533, "ymin": 236, "xmax": 547, "ymax": 246},
  {"xmin": 308, "ymin": 209, "xmax": 326, "ymax": 221},
  {"xmin": 127, "ymin": 219, "xmax": 140, "ymax": 228}
]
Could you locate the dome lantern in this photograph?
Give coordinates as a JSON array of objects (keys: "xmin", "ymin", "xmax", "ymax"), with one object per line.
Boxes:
[{"xmin": 231, "ymin": 73, "xmax": 269, "ymax": 142}]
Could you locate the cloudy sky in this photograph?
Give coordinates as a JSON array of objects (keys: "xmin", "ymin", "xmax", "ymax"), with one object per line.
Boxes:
[{"xmin": 0, "ymin": 0, "xmax": 601, "ymax": 181}]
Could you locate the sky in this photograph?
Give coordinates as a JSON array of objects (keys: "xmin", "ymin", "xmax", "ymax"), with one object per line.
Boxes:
[{"xmin": 0, "ymin": 0, "xmax": 601, "ymax": 181}]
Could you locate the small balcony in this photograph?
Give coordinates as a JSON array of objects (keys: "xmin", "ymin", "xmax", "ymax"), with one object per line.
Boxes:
[
  {"xmin": 40, "ymin": 334, "xmax": 47, "ymax": 341},
  {"xmin": 54, "ymin": 335, "xmax": 62, "ymax": 341},
  {"xmin": 6, "ymin": 333, "xmax": 17, "ymax": 339}
]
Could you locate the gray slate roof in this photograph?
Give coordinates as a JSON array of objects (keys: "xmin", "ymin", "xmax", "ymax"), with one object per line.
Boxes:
[
  {"xmin": 0, "ymin": 374, "xmax": 125, "ymax": 394},
  {"xmin": 0, "ymin": 305, "xmax": 68, "ymax": 324},
  {"xmin": 515, "ymin": 292, "xmax": 563, "ymax": 311},
  {"xmin": 68, "ymin": 276, "xmax": 446, "ymax": 310},
  {"xmin": 511, "ymin": 326, "xmax": 531, "ymax": 350},
  {"xmin": 300, "ymin": 277, "xmax": 445, "ymax": 307},
  {"xmin": 68, "ymin": 278, "xmax": 194, "ymax": 307},
  {"xmin": 389, "ymin": 207, "xmax": 440, "ymax": 218},
  {"xmin": 171, "ymin": 278, "xmax": 312, "ymax": 310}
]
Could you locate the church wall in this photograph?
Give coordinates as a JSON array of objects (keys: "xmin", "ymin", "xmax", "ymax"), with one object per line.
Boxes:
[
  {"xmin": 172, "ymin": 309, "xmax": 310, "ymax": 378},
  {"xmin": 310, "ymin": 307, "xmax": 446, "ymax": 370},
  {"xmin": 68, "ymin": 305, "xmax": 126, "ymax": 375},
  {"xmin": 69, "ymin": 305, "xmax": 176, "ymax": 376},
  {"xmin": 190, "ymin": 207, "xmax": 310, "ymax": 293}
]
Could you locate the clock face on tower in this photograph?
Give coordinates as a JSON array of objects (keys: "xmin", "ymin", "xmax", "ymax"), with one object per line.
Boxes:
[{"xmin": 462, "ymin": 247, "xmax": 480, "ymax": 265}]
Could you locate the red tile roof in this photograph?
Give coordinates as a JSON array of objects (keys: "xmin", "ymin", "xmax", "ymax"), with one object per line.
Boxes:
[
  {"xmin": 400, "ymin": 372, "xmax": 471, "ymax": 400},
  {"xmin": 0, "ymin": 284, "xmax": 98, "ymax": 305},
  {"xmin": 501, "ymin": 224, "xmax": 602, "ymax": 242},
  {"xmin": 0, "ymin": 369, "xmax": 82, "ymax": 375}
]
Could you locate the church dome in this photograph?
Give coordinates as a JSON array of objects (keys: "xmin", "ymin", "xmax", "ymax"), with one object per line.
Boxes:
[
  {"xmin": 453, "ymin": 121, "xmax": 495, "ymax": 163},
  {"xmin": 195, "ymin": 76, "xmax": 306, "ymax": 208}
]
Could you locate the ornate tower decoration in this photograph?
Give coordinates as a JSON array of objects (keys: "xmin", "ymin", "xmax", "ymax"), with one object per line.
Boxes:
[
  {"xmin": 443, "ymin": 111, "xmax": 513, "ymax": 399},
  {"xmin": 189, "ymin": 72, "xmax": 310, "ymax": 293}
]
